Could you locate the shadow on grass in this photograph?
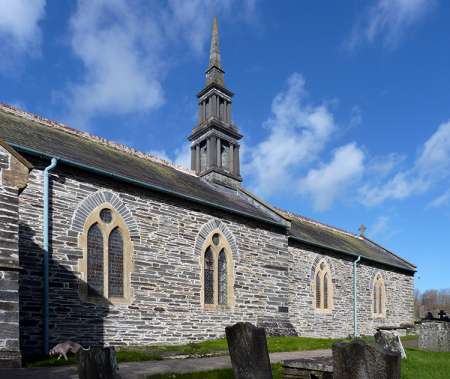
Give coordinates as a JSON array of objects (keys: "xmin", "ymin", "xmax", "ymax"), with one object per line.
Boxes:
[{"xmin": 145, "ymin": 364, "xmax": 283, "ymax": 379}]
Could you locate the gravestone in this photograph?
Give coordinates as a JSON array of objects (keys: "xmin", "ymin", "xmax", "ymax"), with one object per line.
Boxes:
[
  {"xmin": 374, "ymin": 330, "xmax": 406, "ymax": 359},
  {"xmin": 77, "ymin": 347, "xmax": 120, "ymax": 379},
  {"xmin": 225, "ymin": 322, "xmax": 272, "ymax": 379},
  {"xmin": 282, "ymin": 357, "xmax": 333, "ymax": 378},
  {"xmin": 419, "ymin": 321, "xmax": 450, "ymax": 352},
  {"xmin": 333, "ymin": 339, "xmax": 401, "ymax": 379}
]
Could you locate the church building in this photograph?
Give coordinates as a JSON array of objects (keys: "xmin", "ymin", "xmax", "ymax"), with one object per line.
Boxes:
[{"xmin": 0, "ymin": 18, "xmax": 415, "ymax": 367}]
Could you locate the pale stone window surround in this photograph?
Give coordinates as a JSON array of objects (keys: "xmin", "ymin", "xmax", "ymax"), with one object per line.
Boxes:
[
  {"xmin": 78, "ymin": 203, "xmax": 133, "ymax": 304},
  {"xmin": 70, "ymin": 190, "xmax": 140, "ymax": 241},
  {"xmin": 195, "ymin": 219, "xmax": 237, "ymax": 311},
  {"xmin": 312, "ymin": 258, "xmax": 334, "ymax": 313},
  {"xmin": 200, "ymin": 229, "xmax": 234, "ymax": 310},
  {"xmin": 372, "ymin": 272, "xmax": 386, "ymax": 318}
]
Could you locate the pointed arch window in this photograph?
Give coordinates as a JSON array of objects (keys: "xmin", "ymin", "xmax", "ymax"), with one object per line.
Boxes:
[
  {"xmin": 373, "ymin": 273, "xmax": 386, "ymax": 317},
  {"xmin": 202, "ymin": 232, "xmax": 233, "ymax": 309},
  {"xmin": 313, "ymin": 259, "xmax": 333, "ymax": 312},
  {"xmin": 80, "ymin": 204, "xmax": 132, "ymax": 304}
]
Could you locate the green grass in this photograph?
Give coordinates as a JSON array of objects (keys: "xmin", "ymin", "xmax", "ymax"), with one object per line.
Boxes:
[
  {"xmin": 146, "ymin": 364, "xmax": 283, "ymax": 379},
  {"xmin": 401, "ymin": 349, "xmax": 450, "ymax": 379},
  {"xmin": 145, "ymin": 348, "xmax": 449, "ymax": 379},
  {"xmin": 23, "ymin": 335, "xmax": 419, "ymax": 368}
]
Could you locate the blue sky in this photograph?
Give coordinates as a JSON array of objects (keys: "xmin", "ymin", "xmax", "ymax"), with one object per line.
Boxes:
[{"xmin": 0, "ymin": 0, "xmax": 448, "ymax": 291}]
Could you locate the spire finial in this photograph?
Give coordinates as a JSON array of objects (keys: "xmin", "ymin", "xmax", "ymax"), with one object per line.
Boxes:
[{"xmin": 208, "ymin": 16, "xmax": 221, "ymax": 70}]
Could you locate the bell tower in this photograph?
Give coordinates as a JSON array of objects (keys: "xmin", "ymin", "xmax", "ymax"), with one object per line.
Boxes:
[{"xmin": 189, "ymin": 17, "xmax": 242, "ymax": 188}]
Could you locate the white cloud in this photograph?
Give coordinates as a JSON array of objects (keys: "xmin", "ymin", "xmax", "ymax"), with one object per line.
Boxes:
[
  {"xmin": 67, "ymin": 0, "xmax": 165, "ymax": 127},
  {"xmin": 370, "ymin": 215, "xmax": 390, "ymax": 238},
  {"xmin": 165, "ymin": 0, "xmax": 234, "ymax": 55},
  {"xmin": 416, "ymin": 120, "xmax": 450, "ymax": 178},
  {"xmin": 244, "ymin": 73, "xmax": 336, "ymax": 196},
  {"xmin": 359, "ymin": 171, "xmax": 424, "ymax": 206},
  {"xmin": 367, "ymin": 153, "xmax": 405, "ymax": 178},
  {"xmin": 173, "ymin": 143, "xmax": 191, "ymax": 169},
  {"xmin": 149, "ymin": 142, "xmax": 191, "ymax": 170},
  {"xmin": 359, "ymin": 120, "xmax": 450, "ymax": 206},
  {"xmin": 300, "ymin": 143, "xmax": 365, "ymax": 211},
  {"xmin": 346, "ymin": 0, "xmax": 434, "ymax": 49},
  {"xmin": 66, "ymin": 0, "xmax": 257, "ymax": 128},
  {"xmin": 428, "ymin": 190, "xmax": 450, "ymax": 209},
  {"xmin": 0, "ymin": 0, "xmax": 45, "ymax": 69}
]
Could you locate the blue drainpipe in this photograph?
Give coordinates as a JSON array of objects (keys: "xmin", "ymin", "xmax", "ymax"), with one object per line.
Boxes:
[
  {"xmin": 353, "ymin": 255, "xmax": 361, "ymax": 338},
  {"xmin": 43, "ymin": 157, "xmax": 57, "ymax": 354}
]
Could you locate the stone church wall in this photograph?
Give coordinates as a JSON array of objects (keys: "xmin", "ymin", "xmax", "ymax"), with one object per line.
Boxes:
[
  {"xmin": 16, "ymin": 156, "xmax": 414, "ymax": 357},
  {"xmin": 288, "ymin": 242, "xmax": 414, "ymax": 338},
  {"xmin": 18, "ymin": 158, "xmax": 290, "ymax": 356},
  {"xmin": 0, "ymin": 146, "xmax": 23, "ymax": 367}
]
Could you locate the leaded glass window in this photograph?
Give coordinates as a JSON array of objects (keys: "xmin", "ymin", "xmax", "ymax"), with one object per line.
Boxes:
[
  {"xmin": 204, "ymin": 248, "xmax": 214, "ymax": 304},
  {"xmin": 202, "ymin": 230, "xmax": 233, "ymax": 309},
  {"xmin": 87, "ymin": 223, "xmax": 103, "ymax": 297},
  {"xmin": 100, "ymin": 208, "xmax": 112, "ymax": 223},
  {"xmin": 218, "ymin": 250, "xmax": 227, "ymax": 305},
  {"xmin": 323, "ymin": 273, "xmax": 329, "ymax": 309},
  {"xmin": 83, "ymin": 205, "xmax": 131, "ymax": 303},
  {"xmin": 108, "ymin": 228, "xmax": 124, "ymax": 297}
]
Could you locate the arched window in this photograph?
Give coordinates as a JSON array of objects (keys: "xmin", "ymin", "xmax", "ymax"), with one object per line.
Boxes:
[
  {"xmin": 204, "ymin": 248, "xmax": 214, "ymax": 305},
  {"xmin": 80, "ymin": 205, "xmax": 132, "ymax": 303},
  {"xmin": 87, "ymin": 223, "xmax": 103, "ymax": 297},
  {"xmin": 201, "ymin": 231, "xmax": 233, "ymax": 309},
  {"xmin": 218, "ymin": 250, "xmax": 227, "ymax": 305},
  {"xmin": 108, "ymin": 228, "xmax": 124, "ymax": 298},
  {"xmin": 313, "ymin": 259, "xmax": 333, "ymax": 311},
  {"xmin": 373, "ymin": 273, "xmax": 386, "ymax": 317}
]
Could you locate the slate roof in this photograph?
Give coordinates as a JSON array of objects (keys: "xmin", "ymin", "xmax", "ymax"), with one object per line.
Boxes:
[
  {"xmin": 0, "ymin": 104, "xmax": 416, "ymax": 272},
  {"xmin": 284, "ymin": 212, "xmax": 416, "ymax": 272},
  {"xmin": 0, "ymin": 105, "xmax": 281, "ymax": 226}
]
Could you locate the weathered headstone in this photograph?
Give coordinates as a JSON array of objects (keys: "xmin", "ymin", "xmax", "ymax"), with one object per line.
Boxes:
[
  {"xmin": 332, "ymin": 339, "xmax": 401, "ymax": 379},
  {"xmin": 419, "ymin": 321, "xmax": 450, "ymax": 352},
  {"xmin": 374, "ymin": 330, "xmax": 406, "ymax": 359},
  {"xmin": 282, "ymin": 357, "xmax": 333, "ymax": 378},
  {"xmin": 225, "ymin": 322, "xmax": 272, "ymax": 379},
  {"xmin": 77, "ymin": 347, "xmax": 120, "ymax": 379}
]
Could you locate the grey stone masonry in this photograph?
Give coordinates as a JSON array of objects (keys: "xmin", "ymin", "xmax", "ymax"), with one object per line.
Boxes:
[
  {"xmin": 418, "ymin": 322, "xmax": 450, "ymax": 352},
  {"xmin": 17, "ymin": 158, "xmax": 290, "ymax": 357},
  {"xmin": 289, "ymin": 242, "xmax": 414, "ymax": 338},
  {"xmin": 0, "ymin": 144, "xmax": 29, "ymax": 367}
]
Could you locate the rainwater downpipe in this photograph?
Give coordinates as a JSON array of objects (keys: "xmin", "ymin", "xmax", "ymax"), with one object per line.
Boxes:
[
  {"xmin": 43, "ymin": 157, "xmax": 57, "ymax": 354},
  {"xmin": 353, "ymin": 255, "xmax": 361, "ymax": 338}
]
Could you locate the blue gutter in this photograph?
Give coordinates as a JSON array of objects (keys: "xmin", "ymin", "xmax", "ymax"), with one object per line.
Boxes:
[
  {"xmin": 353, "ymin": 255, "xmax": 361, "ymax": 338},
  {"xmin": 43, "ymin": 157, "xmax": 57, "ymax": 354}
]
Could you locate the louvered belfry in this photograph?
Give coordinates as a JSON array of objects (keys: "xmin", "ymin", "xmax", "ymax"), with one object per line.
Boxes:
[{"xmin": 189, "ymin": 17, "xmax": 242, "ymax": 188}]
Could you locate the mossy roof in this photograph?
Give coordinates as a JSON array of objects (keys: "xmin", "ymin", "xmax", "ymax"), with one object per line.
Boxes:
[
  {"xmin": 287, "ymin": 214, "xmax": 416, "ymax": 272},
  {"xmin": 0, "ymin": 106, "xmax": 280, "ymax": 225},
  {"xmin": 0, "ymin": 105, "xmax": 416, "ymax": 272}
]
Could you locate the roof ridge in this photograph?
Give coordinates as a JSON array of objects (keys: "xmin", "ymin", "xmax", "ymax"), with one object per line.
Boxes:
[
  {"xmin": 279, "ymin": 208, "xmax": 361, "ymax": 239},
  {"xmin": 0, "ymin": 103, "xmax": 196, "ymax": 177},
  {"xmin": 361, "ymin": 235, "xmax": 416, "ymax": 268}
]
